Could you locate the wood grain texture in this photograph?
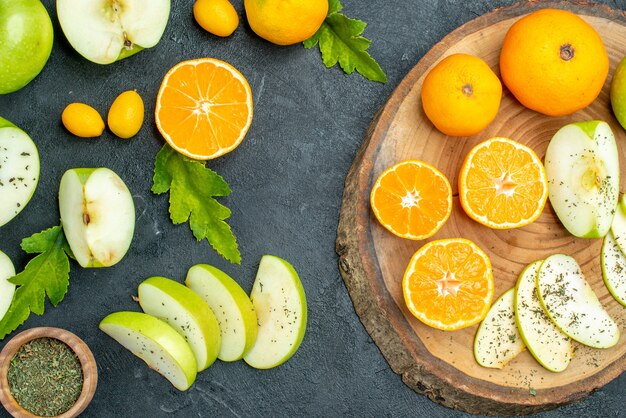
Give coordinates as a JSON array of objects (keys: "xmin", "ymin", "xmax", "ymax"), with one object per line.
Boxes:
[
  {"xmin": 0, "ymin": 327, "xmax": 98, "ymax": 418},
  {"xmin": 336, "ymin": 1, "xmax": 626, "ymax": 415}
]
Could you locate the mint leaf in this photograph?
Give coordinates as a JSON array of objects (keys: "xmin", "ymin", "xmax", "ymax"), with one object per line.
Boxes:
[
  {"xmin": 152, "ymin": 145, "xmax": 240, "ymax": 264},
  {"xmin": 304, "ymin": 0, "xmax": 387, "ymax": 83},
  {"xmin": 0, "ymin": 226, "xmax": 71, "ymax": 339}
]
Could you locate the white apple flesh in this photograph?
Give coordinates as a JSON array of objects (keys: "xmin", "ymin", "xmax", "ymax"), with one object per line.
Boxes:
[
  {"xmin": 0, "ymin": 117, "xmax": 40, "ymax": 227},
  {"xmin": 138, "ymin": 276, "xmax": 221, "ymax": 371},
  {"xmin": 57, "ymin": 0, "xmax": 171, "ymax": 65},
  {"xmin": 602, "ymin": 231, "xmax": 626, "ymax": 306},
  {"xmin": 0, "ymin": 250, "xmax": 16, "ymax": 322},
  {"xmin": 515, "ymin": 260, "xmax": 572, "ymax": 372},
  {"xmin": 244, "ymin": 255, "xmax": 307, "ymax": 369},
  {"xmin": 544, "ymin": 120, "xmax": 619, "ymax": 238},
  {"xmin": 537, "ymin": 254, "xmax": 619, "ymax": 349},
  {"xmin": 185, "ymin": 264, "xmax": 257, "ymax": 362},
  {"xmin": 100, "ymin": 311, "xmax": 197, "ymax": 391},
  {"xmin": 59, "ymin": 167, "xmax": 135, "ymax": 268},
  {"xmin": 473, "ymin": 288, "xmax": 525, "ymax": 369}
]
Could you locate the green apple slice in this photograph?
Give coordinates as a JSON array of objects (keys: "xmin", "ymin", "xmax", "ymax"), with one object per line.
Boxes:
[
  {"xmin": 243, "ymin": 255, "xmax": 307, "ymax": 369},
  {"xmin": 99, "ymin": 311, "xmax": 197, "ymax": 391},
  {"xmin": 537, "ymin": 254, "xmax": 619, "ymax": 348},
  {"xmin": 0, "ymin": 250, "xmax": 16, "ymax": 321},
  {"xmin": 59, "ymin": 168, "xmax": 135, "ymax": 268},
  {"xmin": 0, "ymin": 117, "xmax": 40, "ymax": 227},
  {"xmin": 602, "ymin": 231, "xmax": 626, "ymax": 306},
  {"xmin": 185, "ymin": 264, "xmax": 257, "ymax": 362},
  {"xmin": 611, "ymin": 194, "xmax": 626, "ymax": 256},
  {"xmin": 138, "ymin": 276, "xmax": 221, "ymax": 371},
  {"xmin": 474, "ymin": 288, "xmax": 525, "ymax": 369},
  {"xmin": 515, "ymin": 260, "xmax": 572, "ymax": 372},
  {"xmin": 544, "ymin": 120, "xmax": 619, "ymax": 238},
  {"xmin": 57, "ymin": 0, "xmax": 171, "ymax": 64}
]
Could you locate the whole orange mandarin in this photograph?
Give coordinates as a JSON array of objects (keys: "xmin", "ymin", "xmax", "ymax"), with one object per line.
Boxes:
[
  {"xmin": 500, "ymin": 9, "xmax": 608, "ymax": 116},
  {"xmin": 421, "ymin": 53, "xmax": 502, "ymax": 137}
]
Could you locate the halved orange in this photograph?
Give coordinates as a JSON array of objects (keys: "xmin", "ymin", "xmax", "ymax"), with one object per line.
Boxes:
[
  {"xmin": 155, "ymin": 58, "xmax": 253, "ymax": 160},
  {"xmin": 459, "ymin": 137, "xmax": 548, "ymax": 229},
  {"xmin": 403, "ymin": 238, "xmax": 494, "ymax": 331},
  {"xmin": 370, "ymin": 160, "xmax": 452, "ymax": 240}
]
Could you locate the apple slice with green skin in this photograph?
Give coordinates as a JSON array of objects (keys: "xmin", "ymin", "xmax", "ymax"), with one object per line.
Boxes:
[
  {"xmin": 0, "ymin": 250, "xmax": 16, "ymax": 322},
  {"xmin": 515, "ymin": 260, "xmax": 572, "ymax": 372},
  {"xmin": 602, "ymin": 231, "xmax": 626, "ymax": 307},
  {"xmin": 610, "ymin": 194, "xmax": 626, "ymax": 256},
  {"xmin": 243, "ymin": 255, "xmax": 307, "ymax": 369},
  {"xmin": 0, "ymin": 117, "xmax": 40, "ymax": 227},
  {"xmin": 473, "ymin": 288, "xmax": 525, "ymax": 369},
  {"xmin": 138, "ymin": 276, "xmax": 221, "ymax": 371},
  {"xmin": 185, "ymin": 264, "xmax": 257, "ymax": 362},
  {"xmin": 100, "ymin": 311, "xmax": 197, "ymax": 391},
  {"xmin": 544, "ymin": 120, "xmax": 619, "ymax": 238},
  {"xmin": 537, "ymin": 254, "xmax": 619, "ymax": 349},
  {"xmin": 59, "ymin": 167, "xmax": 135, "ymax": 268},
  {"xmin": 57, "ymin": 0, "xmax": 171, "ymax": 65}
]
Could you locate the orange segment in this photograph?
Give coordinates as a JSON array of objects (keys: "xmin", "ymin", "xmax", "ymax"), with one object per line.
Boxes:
[
  {"xmin": 459, "ymin": 137, "xmax": 548, "ymax": 229},
  {"xmin": 155, "ymin": 58, "xmax": 253, "ymax": 160},
  {"xmin": 403, "ymin": 238, "xmax": 494, "ymax": 331},
  {"xmin": 370, "ymin": 160, "xmax": 452, "ymax": 240}
]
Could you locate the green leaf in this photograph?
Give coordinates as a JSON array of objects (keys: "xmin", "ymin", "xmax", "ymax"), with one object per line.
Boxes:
[
  {"xmin": 304, "ymin": 0, "xmax": 387, "ymax": 83},
  {"xmin": 0, "ymin": 226, "xmax": 71, "ymax": 339},
  {"xmin": 152, "ymin": 145, "xmax": 241, "ymax": 264}
]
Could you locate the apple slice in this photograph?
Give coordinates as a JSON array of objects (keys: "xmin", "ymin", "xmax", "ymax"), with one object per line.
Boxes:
[
  {"xmin": 57, "ymin": 0, "xmax": 171, "ymax": 65},
  {"xmin": 59, "ymin": 168, "xmax": 135, "ymax": 268},
  {"xmin": 243, "ymin": 255, "xmax": 307, "ymax": 369},
  {"xmin": 99, "ymin": 311, "xmax": 197, "ymax": 391},
  {"xmin": 0, "ymin": 250, "xmax": 16, "ymax": 322},
  {"xmin": 515, "ymin": 260, "xmax": 572, "ymax": 372},
  {"xmin": 544, "ymin": 120, "xmax": 619, "ymax": 238},
  {"xmin": 138, "ymin": 276, "xmax": 221, "ymax": 371},
  {"xmin": 474, "ymin": 288, "xmax": 525, "ymax": 369},
  {"xmin": 185, "ymin": 264, "xmax": 257, "ymax": 362},
  {"xmin": 602, "ymin": 231, "xmax": 626, "ymax": 306},
  {"xmin": 0, "ymin": 117, "xmax": 40, "ymax": 227},
  {"xmin": 537, "ymin": 254, "xmax": 619, "ymax": 349},
  {"xmin": 611, "ymin": 194, "xmax": 626, "ymax": 256}
]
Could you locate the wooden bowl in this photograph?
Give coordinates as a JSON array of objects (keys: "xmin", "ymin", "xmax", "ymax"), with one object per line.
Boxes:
[{"xmin": 0, "ymin": 328, "xmax": 98, "ymax": 418}]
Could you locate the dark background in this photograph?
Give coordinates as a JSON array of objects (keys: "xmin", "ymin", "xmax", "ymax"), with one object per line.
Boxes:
[{"xmin": 1, "ymin": 0, "xmax": 625, "ymax": 416}]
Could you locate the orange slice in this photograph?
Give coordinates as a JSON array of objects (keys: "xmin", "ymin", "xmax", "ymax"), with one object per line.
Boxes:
[
  {"xmin": 403, "ymin": 238, "xmax": 494, "ymax": 331},
  {"xmin": 370, "ymin": 160, "xmax": 452, "ymax": 240},
  {"xmin": 155, "ymin": 58, "xmax": 253, "ymax": 160},
  {"xmin": 459, "ymin": 137, "xmax": 548, "ymax": 229}
]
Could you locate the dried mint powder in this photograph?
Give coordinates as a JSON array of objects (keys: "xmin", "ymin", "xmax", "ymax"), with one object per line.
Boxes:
[{"xmin": 7, "ymin": 337, "xmax": 83, "ymax": 417}]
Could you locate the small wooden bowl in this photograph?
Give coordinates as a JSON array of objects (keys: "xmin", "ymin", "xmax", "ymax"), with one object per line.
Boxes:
[{"xmin": 0, "ymin": 327, "xmax": 98, "ymax": 418}]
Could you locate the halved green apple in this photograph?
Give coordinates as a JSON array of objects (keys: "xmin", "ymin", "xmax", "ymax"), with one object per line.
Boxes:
[
  {"xmin": 537, "ymin": 254, "xmax": 619, "ymax": 349},
  {"xmin": 544, "ymin": 120, "xmax": 619, "ymax": 238},
  {"xmin": 57, "ymin": 0, "xmax": 171, "ymax": 64},
  {"xmin": 0, "ymin": 250, "xmax": 16, "ymax": 321},
  {"xmin": 99, "ymin": 311, "xmax": 197, "ymax": 390},
  {"xmin": 515, "ymin": 260, "xmax": 572, "ymax": 372},
  {"xmin": 602, "ymin": 231, "xmax": 626, "ymax": 306},
  {"xmin": 185, "ymin": 264, "xmax": 257, "ymax": 362},
  {"xmin": 243, "ymin": 255, "xmax": 307, "ymax": 369},
  {"xmin": 59, "ymin": 168, "xmax": 135, "ymax": 268},
  {"xmin": 474, "ymin": 288, "xmax": 525, "ymax": 369},
  {"xmin": 138, "ymin": 276, "xmax": 221, "ymax": 371}
]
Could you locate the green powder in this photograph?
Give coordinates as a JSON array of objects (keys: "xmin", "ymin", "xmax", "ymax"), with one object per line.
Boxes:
[{"xmin": 7, "ymin": 338, "xmax": 83, "ymax": 417}]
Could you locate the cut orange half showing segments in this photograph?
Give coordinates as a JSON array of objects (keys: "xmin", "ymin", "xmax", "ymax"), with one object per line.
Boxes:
[
  {"xmin": 155, "ymin": 58, "xmax": 253, "ymax": 160},
  {"xmin": 459, "ymin": 137, "xmax": 548, "ymax": 229},
  {"xmin": 370, "ymin": 160, "xmax": 452, "ymax": 240},
  {"xmin": 403, "ymin": 238, "xmax": 494, "ymax": 331}
]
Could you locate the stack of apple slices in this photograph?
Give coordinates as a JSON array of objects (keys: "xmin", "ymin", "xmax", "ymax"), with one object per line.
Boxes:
[
  {"xmin": 100, "ymin": 255, "xmax": 307, "ymax": 390},
  {"xmin": 475, "ymin": 255, "xmax": 619, "ymax": 372}
]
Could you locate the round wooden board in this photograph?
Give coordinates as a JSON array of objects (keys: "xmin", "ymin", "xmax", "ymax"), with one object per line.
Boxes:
[{"xmin": 336, "ymin": 1, "xmax": 626, "ymax": 415}]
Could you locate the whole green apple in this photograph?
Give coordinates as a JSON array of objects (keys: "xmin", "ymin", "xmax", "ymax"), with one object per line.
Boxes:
[{"xmin": 0, "ymin": 0, "xmax": 53, "ymax": 94}]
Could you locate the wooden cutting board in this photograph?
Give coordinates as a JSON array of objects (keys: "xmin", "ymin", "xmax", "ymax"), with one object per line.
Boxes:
[{"xmin": 336, "ymin": 1, "xmax": 626, "ymax": 415}]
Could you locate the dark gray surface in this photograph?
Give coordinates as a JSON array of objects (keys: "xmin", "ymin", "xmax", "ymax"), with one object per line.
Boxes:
[{"xmin": 1, "ymin": 0, "xmax": 626, "ymax": 417}]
